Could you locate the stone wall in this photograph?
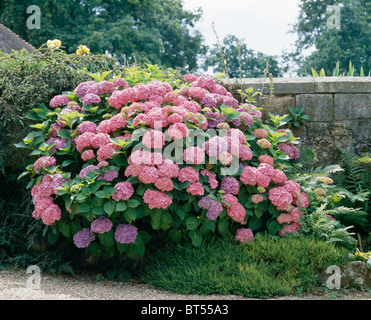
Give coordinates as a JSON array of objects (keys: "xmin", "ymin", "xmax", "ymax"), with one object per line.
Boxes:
[{"xmin": 227, "ymin": 77, "xmax": 371, "ymax": 165}]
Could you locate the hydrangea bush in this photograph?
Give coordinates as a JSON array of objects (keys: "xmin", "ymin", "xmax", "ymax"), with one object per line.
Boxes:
[{"xmin": 18, "ymin": 72, "xmax": 309, "ymax": 262}]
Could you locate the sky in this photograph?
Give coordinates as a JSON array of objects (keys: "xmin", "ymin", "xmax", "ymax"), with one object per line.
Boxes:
[{"xmin": 182, "ymin": 0, "xmax": 301, "ymax": 58}]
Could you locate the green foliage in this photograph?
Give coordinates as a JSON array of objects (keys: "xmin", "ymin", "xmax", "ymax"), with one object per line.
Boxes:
[
  {"xmin": 0, "ymin": 0, "xmax": 204, "ymax": 70},
  {"xmin": 288, "ymin": 146, "xmax": 371, "ymax": 250},
  {"xmin": 139, "ymin": 235, "xmax": 350, "ymax": 298},
  {"xmin": 203, "ymin": 34, "xmax": 282, "ymax": 78},
  {"xmin": 299, "ymin": 204, "xmax": 357, "ymax": 249},
  {"xmin": 311, "ymin": 61, "xmax": 370, "ymax": 77},
  {"xmin": 287, "ymin": 0, "xmax": 370, "ymax": 76},
  {"xmin": 334, "ymin": 148, "xmax": 370, "ymax": 194},
  {"xmin": 286, "ymin": 107, "xmax": 309, "ymax": 129}
]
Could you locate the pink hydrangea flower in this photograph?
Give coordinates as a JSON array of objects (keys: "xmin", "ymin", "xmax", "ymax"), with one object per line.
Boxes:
[
  {"xmin": 112, "ymin": 181, "xmax": 134, "ymax": 201},
  {"xmin": 200, "ymin": 169, "xmax": 218, "ymax": 189},
  {"xmin": 82, "ymin": 93, "xmax": 101, "ymax": 105},
  {"xmin": 91, "ymin": 132, "xmax": 111, "ymax": 149},
  {"xmin": 178, "ymin": 167, "xmax": 199, "ymax": 183},
  {"xmin": 168, "ymin": 113, "xmax": 184, "ymax": 124},
  {"xmin": 109, "ymin": 115, "xmax": 128, "ymax": 132},
  {"xmin": 98, "ymin": 80, "xmax": 114, "ymax": 94},
  {"xmin": 279, "ymin": 222, "xmax": 300, "ymax": 237},
  {"xmin": 167, "ymin": 123, "xmax": 190, "ymax": 140},
  {"xmin": 251, "ymin": 194, "xmax": 264, "ymax": 204},
  {"xmin": 188, "ymin": 87, "xmax": 207, "ymax": 100},
  {"xmin": 138, "ymin": 166, "xmax": 159, "ymax": 184},
  {"xmin": 34, "ymin": 156, "xmax": 57, "ymax": 174},
  {"xmin": 49, "ymin": 95, "xmax": 71, "ymax": 108},
  {"xmin": 238, "ymin": 144, "xmax": 253, "ymax": 161},
  {"xmin": 130, "ymin": 149, "xmax": 163, "ymax": 166},
  {"xmin": 257, "ymin": 163, "xmax": 276, "ymax": 178},
  {"xmin": 157, "ymin": 159, "xmax": 179, "ymax": 178},
  {"xmin": 76, "ymin": 132, "xmax": 95, "ymax": 152},
  {"xmin": 113, "ymin": 78, "xmax": 129, "ymax": 88},
  {"xmin": 256, "ymin": 173, "xmax": 270, "ymax": 188},
  {"xmin": 184, "ymin": 74, "xmax": 198, "ymax": 82},
  {"xmin": 252, "ymin": 129, "xmax": 269, "ymax": 138},
  {"xmin": 96, "ymin": 120, "xmax": 111, "ymax": 134},
  {"xmin": 293, "ymin": 192, "xmax": 310, "ymax": 209},
  {"xmin": 78, "ymin": 121, "xmax": 97, "ymax": 134},
  {"xmin": 142, "ymin": 129, "xmax": 165, "ymax": 149},
  {"xmin": 289, "ymin": 207, "xmax": 302, "ymax": 221},
  {"xmin": 124, "ymin": 164, "xmax": 143, "ymax": 177},
  {"xmin": 271, "ymin": 169, "xmax": 287, "ymax": 184},
  {"xmin": 240, "ymin": 166, "xmax": 259, "ymax": 186},
  {"xmin": 283, "ymin": 180, "xmax": 301, "ymax": 197},
  {"xmin": 74, "ymin": 81, "xmax": 96, "ymax": 98},
  {"xmin": 186, "ymin": 182, "xmax": 204, "ymax": 196},
  {"xmin": 133, "ymin": 114, "xmax": 152, "ymax": 127},
  {"xmin": 154, "ymin": 177, "xmax": 174, "ymax": 192},
  {"xmin": 91, "ymin": 216, "xmax": 113, "ymax": 234},
  {"xmin": 257, "ymin": 138, "xmax": 272, "ymax": 149},
  {"xmin": 183, "ymin": 146, "xmax": 205, "ymax": 165},
  {"xmin": 218, "ymin": 152, "xmax": 233, "ymax": 166},
  {"xmin": 81, "ymin": 149, "xmax": 95, "ymax": 161},
  {"xmin": 97, "ymin": 143, "xmax": 115, "ymax": 162},
  {"xmin": 41, "ymin": 203, "xmax": 62, "ymax": 225},
  {"xmin": 222, "ymin": 194, "xmax": 246, "ymax": 224},
  {"xmin": 268, "ymin": 187, "xmax": 293, "ymax": 211},
  {"xmin": 143, "ymin": 189, "xmax": 172, "ymax": 209},
  {"xmin": 235, "ymin": 228, "xmax": 254, "ymax": 243},
  {"xmin": 258, "ymin": 155, "xmax": 274, "ymax": 166},
  {"xmin": 277, "ymin": 213, "xmax": 292, "ymax": 224}
]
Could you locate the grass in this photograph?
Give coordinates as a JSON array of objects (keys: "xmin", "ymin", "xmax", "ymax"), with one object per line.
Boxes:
[{"xmin": 139, "ymin": 234, "xmax": 351, "ymax": 299}]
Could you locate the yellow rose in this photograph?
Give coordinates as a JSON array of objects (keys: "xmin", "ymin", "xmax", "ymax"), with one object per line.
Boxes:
[
  {"xmin": 76, "ymin": 45, "xmax": 90, "ymax": 55},
  {"xmin": 47, "ymin": 39, "xmax": 62, "ymax": 49}
]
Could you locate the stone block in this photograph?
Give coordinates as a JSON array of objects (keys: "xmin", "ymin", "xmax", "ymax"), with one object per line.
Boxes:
[
  {"xmin": 257, "ymin": 95, "xmax": 295, "ymax": 120},
  {"xmin": 334, "ymin": 94, "xmax": 371, "ymax": 120},
  {"xmin": 315, "ymin": 77, "xmax": 371, "ymax": 93},
  {"xmin": 296, "ymin": 94, "xmax": 334, "ymax": 122}
]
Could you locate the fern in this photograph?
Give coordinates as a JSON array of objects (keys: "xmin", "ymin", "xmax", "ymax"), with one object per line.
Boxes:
[
  {"xmin": 299, "ymin": 204, "xmax": 356, "ymax": 249},
  {"xmin": 334, "ymin": 148, "xmax": 368, "ymax": 193},
  {"xmin": 326, "ymin": 206, "xmax": 368, "ymax": 230}
]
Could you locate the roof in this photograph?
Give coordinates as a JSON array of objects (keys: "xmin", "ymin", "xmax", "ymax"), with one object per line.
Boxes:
[{"xmin": 0, "ymin": 23, "xmax": 35, "ymax": 53}]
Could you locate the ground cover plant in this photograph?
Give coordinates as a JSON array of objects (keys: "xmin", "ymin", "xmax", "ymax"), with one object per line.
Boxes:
[{"xmin": 139, "ymin": 234, "xmax": 350, "ymax": 298}]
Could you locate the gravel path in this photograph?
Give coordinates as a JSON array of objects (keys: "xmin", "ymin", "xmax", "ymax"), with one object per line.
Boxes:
[
  {"xmin": 0, "ymin": 267, "xmax": 252, "ymax": 300},
  {"xmin": 1, "ymin": 267, "xmax": 370, "ymax": 300}
]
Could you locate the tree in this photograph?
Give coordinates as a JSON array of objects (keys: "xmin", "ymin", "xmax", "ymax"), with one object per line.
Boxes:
[
  {"xmin": 203, "ymin": 34, "xmax": 282, "ymax": 78},
  {"xmin": 0, "ymin": 0, "xmax": 205, "ymax": 71},
  {"xmin": 288, "ymin": 0, "xmax": 370, "ymax": 75}
]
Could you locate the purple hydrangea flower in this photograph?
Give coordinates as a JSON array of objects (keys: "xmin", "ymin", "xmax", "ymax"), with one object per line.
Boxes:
[
  {"xmin": 115, "ymin": 224, "xmax": 138, "ymax": 244},
  {"xmin": 205, "ymin": 112, "xmax": 224, "ymax": 129},
  {"xmin": 46, "ymin": 137, "xmax": 67, "ymax": 153},
  {"xmin": 221, "ymin": 177, "xmax": 240, "ymax": 195},
  {"xmin": 79, "ymin": 165, "xmax": 99, "ymax": 179},
  {"xmin": 90, "ymin": 216, "xmax": 113, "ymax": 234},
  {"xmin": 73, "ymin": 228, "xmax": 95, "ymax": 248},
  {"xmin": 102, "ymin": 170, "xmax": 118, "ymax": 182},
  {"xmin": 198, "ymin": 196, "xmax": 223, "ymax": 220}
]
